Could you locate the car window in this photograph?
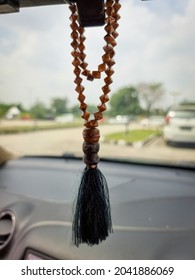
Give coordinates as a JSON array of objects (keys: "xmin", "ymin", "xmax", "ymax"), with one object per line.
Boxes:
[
  {"xmin": 0, "ymin": 0, "xmax": 195, "ymax": 166},
  {"xmin": 170, "ymin": 110, "xmax": 195, "ymax": 119}
]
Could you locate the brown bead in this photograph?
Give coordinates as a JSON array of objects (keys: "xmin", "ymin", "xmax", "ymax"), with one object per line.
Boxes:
[
  {"xmin": 102, "ymin": 85, "xmax": 111, "ymax": 94},
  {"xmin": 92, "ymin": 71, "xmax": 101, "ymax": 79},
  {"xmin": 98, "ymin": 63, "xmax": 106, "ymax": 72},
  {"xmin": 98, "ymin": 104, "xmax": 107, "ymax": 112},
  {"xmin": 80, "ymin": 62, "xmax": 88, "ymax": 69},
  {"xmin": 102, "ymin": 53, "xmax": 110, "ymax": 63},
  {"xmin": 71, "ymin": 31, "xmax": 78, "ymax": 40},
  {"xmin": 87, "ymin": 73, "xmax": 94, "ymax": 81},
  {"xmin": 105, "ymin": 35, "xmax": 117, "ymax": 47},
  {"xmin": 105, "ymin": 24, "xmax": 114, "ymax": 34},
  {"xmin": 106, "ymin": 59, "xmax": 115, "ymax": 67},
  {"xmin": 79, "ymin": 102, "xmax": 87, "ymax": 111},
  {"xmin": 99, "ymin": 94, "xmax": 109, "ymax": 103},
  {"xmin": 113, "ymin": 31, "xmax": 119, "ymax": 39},
  {"xmin": 83, "ymin": 128, "xmax": 100, "ymax": 143},
  {"xmin": 71, "ymin": 50, "xmax": 80, "ymax": 57},
  {"xmin": 83, "ymin": 142, "xmax": 100, "ymax": 155},
  {"xmin": 74, "ymin": 76, "xmax": 82, "ymax": 85},
  {"xmin": 114, "ymin": 2, "xmax": 121, "ymax": 12},
  {"xmin": 113, "ymin": 22, "xmax": 119, "ymax": 30},
  {"xmin": 69, "ymin": 4, "xmax": 76, "ymax": 13},
  {"xmin": 72, "ymin": 58, "xmax": 80, "ymax": 67},
  {"xmin": 94, "ymin": 111, "xmax": 103, "ymax": 120},
  {"xmin": 78, "ymin": 44, "xmax": 85, "ymax": 52},
  {"xmin": 70, "ymin": 41, "xmax": 77, "ymax": 49},
  {"xmin": 76, "ymin": 85, "xmax": 85, "ymax": 94},
  {"xmin": 105, "ymin": 68, "xmax": 114, "ymax": 76},
  {"xmin": 103, "ymin": 45, "xmax": 113, "ymax": 53},
  {"xmin": 104, "ymin": 76, "xmax": 113, "ymax": 85},
  {"xmin": 83, "ymin": 153, "xmax": 100, "ymax": 166},
  {"xmin": 74, "ymin": 67, "xmax": 81, "ymax": 76},
  {"xmin": 84, "ymin": 119, "xmax": 98, "ymax": 128},
  {"xmin": 81, "ymin": 111, "xmax": 90, "ymax": 120},
  {"xmin": 79, "ymin": 52, "xmax": 86, "ymax": 60},
  {"xmin": 82, "ymin": 69, "xmax": 90, "ymax": 76}
]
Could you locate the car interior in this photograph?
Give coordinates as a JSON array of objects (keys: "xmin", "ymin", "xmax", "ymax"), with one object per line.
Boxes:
[{"xmin": 0, "ymin": 0, "xmax": 195, "ymax": 260}]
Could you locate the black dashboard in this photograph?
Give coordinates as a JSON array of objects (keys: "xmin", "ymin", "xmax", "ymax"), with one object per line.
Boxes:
[{"xmin": 0, "ymin": 156, "xmax": 195, "ymax": 260}]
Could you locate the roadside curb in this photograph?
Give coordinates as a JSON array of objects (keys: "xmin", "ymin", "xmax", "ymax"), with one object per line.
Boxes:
[{"xmin": 102, "ymin": 134, "xmax": 158, "ymax": 148}]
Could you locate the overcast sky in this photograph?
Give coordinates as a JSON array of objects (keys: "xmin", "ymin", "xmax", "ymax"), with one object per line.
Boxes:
[{"xmin": 0, "ymin": 0, "xmax": 194, "ymax": 110}]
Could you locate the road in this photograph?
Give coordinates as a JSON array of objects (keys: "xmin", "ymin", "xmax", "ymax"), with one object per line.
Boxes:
[{"xmin": 0, "ymin": 124, "xmax": 195, "ymax": 164}]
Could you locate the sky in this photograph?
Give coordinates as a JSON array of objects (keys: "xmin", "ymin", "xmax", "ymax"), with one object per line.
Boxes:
[{"xmin": 0, "ymin": 0, "xmax": 195, "ymax": 110}]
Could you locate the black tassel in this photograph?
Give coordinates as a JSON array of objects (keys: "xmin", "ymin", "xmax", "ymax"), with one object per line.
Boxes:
[{"xmin": 72, "ymin": 166, "xmax": 112, "ymax": 246}]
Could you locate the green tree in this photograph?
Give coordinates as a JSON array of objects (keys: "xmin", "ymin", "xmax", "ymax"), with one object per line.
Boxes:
[
  {"xmin": 109, "ymin": 86, "xmax": 142, "ymax": 117},
  {"xmin": 136, "ymin": 82, "xmax": 165, "ymax": 116},
  {"xmin": 30, "ymin": 102, "xmax": 48, "ymax": 119},
  {"xmin": 51, "ymin": 97, "xmax": 69, "ymax": 116}
]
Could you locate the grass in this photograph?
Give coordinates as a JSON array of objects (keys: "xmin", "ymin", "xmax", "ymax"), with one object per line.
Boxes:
[{"xmin": 104, "ymin": 129, "xmax": 162, "ymax": 144}]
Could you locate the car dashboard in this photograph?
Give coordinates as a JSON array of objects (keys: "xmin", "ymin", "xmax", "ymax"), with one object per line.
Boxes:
[{"xmin": 0, "ymin": 156, "xmax": 195, "ymax": 260}]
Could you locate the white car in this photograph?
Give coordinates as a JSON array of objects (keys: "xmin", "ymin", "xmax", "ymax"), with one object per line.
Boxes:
[{"xmin": 163, "ymin": 105, "xmax": 195, "ymax": 144}]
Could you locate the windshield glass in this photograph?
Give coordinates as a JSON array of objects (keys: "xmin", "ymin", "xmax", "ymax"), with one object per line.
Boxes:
[
  {"xmin": 0, "ymin": 0, "xmax": 195, "ymax": 166},
  {"xmin": 171, "ymin": 110, "xmax": 195, "ymax": 119}
]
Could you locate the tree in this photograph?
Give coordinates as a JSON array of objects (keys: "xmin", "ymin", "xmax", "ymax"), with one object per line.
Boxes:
[
  {"xmin": 109, "ymin": 86, "xmax": 143, "ymax": 117},
  {"xmin": 51, "ymin": 97, "xmax": 69, "ymax": 116},
  {"xmin": 30, "ymin": 102, "xmax": 48, "ymax": 119},
  {"xmin": 136, "ymin": 82, "xmax": 164, "ymax": 116}
]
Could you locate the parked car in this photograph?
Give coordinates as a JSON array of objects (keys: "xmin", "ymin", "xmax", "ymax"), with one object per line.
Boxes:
[{"xmin": 163, "ymin": 105, "xmax": 195, "ymax": 144}]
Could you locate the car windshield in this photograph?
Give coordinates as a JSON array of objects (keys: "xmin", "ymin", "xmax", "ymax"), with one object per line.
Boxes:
[
  {"xmin": 0, "ymin": 0, "xmax": 195, "ymax": 166},
  {"xmin": 170, "ymin": 110, "xmax": 195, "ymax": 119}
]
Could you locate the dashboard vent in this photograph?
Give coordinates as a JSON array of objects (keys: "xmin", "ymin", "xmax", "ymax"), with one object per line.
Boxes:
[{"xmin": 0, "ymin": 210, "xmax": 16, "ymax": 250}]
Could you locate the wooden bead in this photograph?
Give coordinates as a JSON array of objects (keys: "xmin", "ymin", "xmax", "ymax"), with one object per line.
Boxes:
[
  {"xmin": 94, "ymin": 111, "xmax": 103, "ymax": 120},
  {"xmin": 77, "ymin": 92, "xmax": 85, "ymax": 102},
  {"xmin": 79, "ymin": 102, "xmax": 87, "ymax": 111},
  {"xmin": 102, "ymin": 85, "xmax": 111, "ymax": 94},
  {"xmin": 98, "ymin": 104, "xmax": 107, "ymax": 112},
  {"xmin": 74, "ymin": 67, "xmax": 81, "ymax": 76},
  {"xmin": 72, "ymin": 58, "xmax": 80, "ymax": 67},
  {"xmin": 98, "ymin": 63, "xmax": 106, "ymax": 72},
  {"xmin": 69, "ymin": 4, "xmax": 76, "ymax": 13},
  {"xmin": 81, "ymin": 111, "xmax": 90, "ymax": 120},
  {"xmin": 104, "ymin": 76, "xmax": 113, "ymax": 85},
  {"xmin": 105, "ymin": 24, "xmax": 114, "ymax": 34},
  {"xmin": 83, "ymin": 153, "xmax": 100, "ymax": 166},
  {"xmin": 74, "ymin": 76, "xmax": 82, "ymax": 85},
  {"xmin": 84, "ymin": 120, "xmax": 98, "ymax": 128},
  {"xmin": 105, "ymin": 68, "xmax": 114, "ymax": 76},
  {"xmin": 80, "ymin": 62, "xmax": 88, "ymax": 69},
  {"xmin": 83, "ymin": 142, "xmax": 100, "ymax": 155},
  {"xmin": 69, "ymin": 0, "xmax": 120, "ymax": 128},
  {"xmin": 92, "ymin": 71, "xmax": 101, "ymax": 79},
  {"xmin": 76, "ymin": 85, "xmax": 85, "ymax": 94},
  {"xmin": 99, "ymin": 94, "xmax": 109, "ymax": 103},
  {"xmin": 83, "ymin": 128, "xmax": 100, "ymax": 143},
  {"xmin": 106, "ymin": 59, "xmax": 115, "ymax": 67},
  {"xmin": 87, "ymin": 73, "xmax": 94, "ymax": 81}
]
